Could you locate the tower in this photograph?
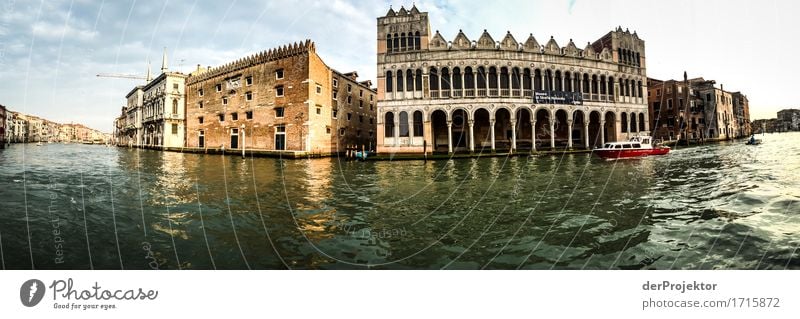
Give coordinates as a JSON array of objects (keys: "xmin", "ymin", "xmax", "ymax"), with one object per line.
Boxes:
[
  {"xmin": 160, "ymin": 47, "xmax": 168, "ymax": 73},
  {"xmin": 376, "ymin": 5, "xmax": 430, "ymax": 56}
]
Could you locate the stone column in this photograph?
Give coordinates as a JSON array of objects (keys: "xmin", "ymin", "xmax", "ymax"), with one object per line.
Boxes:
[
  {"xmin": 584, "ymin": 123, "xmax": 590, "ymax": 149},
  {"xmin": 549, "ymin": 119, "xmax": 555, "ymax": 149},
  {"xmin": 490, "ymin": 119, "xmax": 496, "ymax": 151},
  {"xmin": 461, "ymin": 72, "xmax": 465, "ymax": 97},
  {"xmin": 567, "ymin": 119, "xmax": 574, "ymax": 149},
  {"xmin": 600, "ymin": 119, "xmax": 606, "ymax": 145},
  {"xmin": 468, "ymin": 120, "xmax": 475, "ymax": 152},
  {"xmin": 447, "ymin": 121, "xmax": 453, "ymax": 154},
  {"xmin": 511, "ymin": 119, "xmax": 517, "ymax": 153},
  {"xmin": 394, "ymin": 117, "xmax": 400, "ymax": 146},
  {"xmin": 423, "ymin": 120, "xmax": 433, "ymax": 154},
  {"xmin": 532, "ymin": 120, "xmax": 537, "ymax": 151}
]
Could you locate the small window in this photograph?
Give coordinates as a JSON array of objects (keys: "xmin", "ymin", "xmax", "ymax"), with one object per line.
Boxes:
[
  {"xmin": 369, "ymin": 131, "xmax": 373, "ymax": 138},
  {"xmin": 276, "ymin": 125, "xmax": 286, "ymax": 133},
  {"xmin": 231, "ymin": 112, "xmax": 238, "ymax": 121},
  {"xmin": 215, "ymin": 84, "xmax": 222, "ymax": 92},
  {"xmin": 347, "ymin": 96, "xmax": 352, "ymax": 104},
  {"xmin": 347, "ymin": 113, "xmax": 352, "ymax": 121},
  {"xmin": 198, "ymin": 88, "xmax": 204, "ymax": 97},
  {"xmin": 222, "ymin": 97, "xmax": 228, "ymax": 105},
  {"xmin": 198, "ymin": 101, "xmax": 203, "ymax": 109},
  {"xmin": 333, "ymin": 79, "xmax": 338, "ymax": 87},
  {"xmin": 316, "ymin": 85, "xmax": 322, "ymax": 95},
  {"xmin": 218, "ymin": 114, "xmax": 225, "ymax": 122},
  {"xmin": 173, "ymin": 83, "xmax": 179, "ymax": 90},
  {"xmin": 359, "ymin": 100, "xmax": 363, "ymax": 108},
  {"xmin": 326, "ymin": 126, "xmax": 331, "ymax": 134},
  {"xmin": 359, "ymin": 115, "xmax": 363, "ymax": 123},
  {"xmin": 246, "ymin": 91, "xmax": 253, "ymax": 101},
  {"xmin": 370, "ymin": 95, "xmax": 373, "ymax": 101},
  {"xmin": 347, "ymin": 84, "xmax": 352, "ymax": 92},
  {"xmin": 359, "ymin": 90, "xmax": 363, "ymax": 97},
  {"xmin": 333, "ymin": 91, "xmax": 338, "ymax": 99},
  {"xmin": 316, "ymin": 107, "xmax": 321, "ymax": 115},
  {"xmin": 275, "ymin": 107, "xmax": 284, "ymax": 118},
  {"xmin": 276, "ymin": 86, "xmax": 284, "ymax": 97},
  {"xmin": 357, "ymin": 129, "xmax": 361, "ymax": 137},
  {"xmin": 275, "ymin": 69, "xmax": 284, "ymax": 79},
  {"xmin": 246, "ymin": 76, "xmax": 253, "ymax": 86},
  {"xmin": 332, "ymin": 109, "xmax": 338, "ymax": 118},
  {"xmin": 369, "ymin": 117, "xmax": 373, "ymax": 124},
  {"xmin": 198, "ymin": 117, "xmax": 204, "ymax": 124},
  {"xmin": 172, "ymin": 124, "xmax": 178, "ymax": 134},
  {"xmin": 339, "ymin": 128, "xmax": 345, "ymax": 135},
  {"xmin": 246, "ymin": 111, "xmax": 253, "ymax": 120}
]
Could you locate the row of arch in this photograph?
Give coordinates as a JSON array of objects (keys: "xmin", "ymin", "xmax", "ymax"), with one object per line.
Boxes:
[
  {"xmin": 385, "ymin": 66, "xmax": 644, "ymax": 100},
  {"xmin": 618, "ymin": 48, "xmax": 641, "ymax": 67},
  {"xmin": 382, "ymin": 106, "xmax": 649, "ymax": 152},
  {"xmin": 386, "ymin": 32, "xmax": 421, "ymax": 53}
]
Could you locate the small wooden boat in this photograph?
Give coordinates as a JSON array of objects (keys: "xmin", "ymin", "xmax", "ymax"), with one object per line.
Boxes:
[
  {"xmin": 36, "ymin": 141, "xmax": 43, "ymax": 146},
  {"xmin": 593, "ymin": 136, "xmax": 670, "ymax": 159},
  {"xmin": 355, "ymin": 151, "xmax": 369, "ymax": 161},
  {"xmin": 745, "ymin": 138, "xmax": 762, "ymax": 145}
]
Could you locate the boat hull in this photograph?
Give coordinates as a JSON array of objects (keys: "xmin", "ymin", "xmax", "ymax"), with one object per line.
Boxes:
[{"xmin": 593, "ymin": 147, "xmax": 670, "ymax": 159}]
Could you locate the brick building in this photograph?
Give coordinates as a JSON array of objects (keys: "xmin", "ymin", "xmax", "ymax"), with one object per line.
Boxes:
[{"xmin": 185, "ymin": 40, "xmax": 375, "ymax": 155}]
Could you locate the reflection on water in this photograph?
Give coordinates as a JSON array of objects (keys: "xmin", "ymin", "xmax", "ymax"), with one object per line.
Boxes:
[{"xmin": 0, "ymin": 132, "xmax": 798, "ymax": 269}]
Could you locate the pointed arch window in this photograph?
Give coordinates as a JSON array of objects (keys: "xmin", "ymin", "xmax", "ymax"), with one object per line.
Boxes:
[
  {"xmin": 413, "ymin": 111, "xmax": 423, "ymax": 137},
  {"xmin": 387, "ymin": 34, "xmax": 393, "ymax": 52},
  {"xmin": 399, "ymin": 111, "xmax": 409, "ymax": 137},
  {"xmin": 414, "ymin": 31, "xmax": 421, "ymax": 50},
  {"xmin": 384, "ymin": 112, "xmax": 395, "ymax": 138},
  {"xmin": 385, "ymin": 71, "xmax": 393, "ymax": 92}
]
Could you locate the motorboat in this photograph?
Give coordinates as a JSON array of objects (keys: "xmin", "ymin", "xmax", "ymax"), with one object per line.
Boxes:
[{"xmin": 593, "ymin": 136, "xmax": 670, "ymax": 159}]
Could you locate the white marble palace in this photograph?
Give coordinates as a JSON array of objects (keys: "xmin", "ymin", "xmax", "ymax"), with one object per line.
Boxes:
[{"xmin": 376, "ymin": 5, "xmax": 650, "ymax": 154}]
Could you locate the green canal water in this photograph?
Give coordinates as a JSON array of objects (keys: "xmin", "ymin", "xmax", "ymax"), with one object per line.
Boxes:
[{"xmin": 1, "ymin": 132, "xmax": 799, "ymax": 269}]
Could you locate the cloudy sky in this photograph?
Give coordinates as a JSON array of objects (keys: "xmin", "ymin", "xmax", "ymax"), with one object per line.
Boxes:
[{"xmin": 1, "ymin": 0, "xmax": 797, "ymax": 132}]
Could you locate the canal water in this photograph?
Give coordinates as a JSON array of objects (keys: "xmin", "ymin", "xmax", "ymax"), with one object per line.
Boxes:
[{"xmin": 1, "ymin": 133, "xmax": 798, "ymax": 269}]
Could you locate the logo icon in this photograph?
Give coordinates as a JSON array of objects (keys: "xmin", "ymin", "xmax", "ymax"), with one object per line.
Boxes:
[{"xmin": 20, "ymin": 279, "xmax": 46, "ymax": 307}]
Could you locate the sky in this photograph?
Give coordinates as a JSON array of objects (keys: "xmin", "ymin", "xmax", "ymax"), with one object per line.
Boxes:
[{"xmin": 1, "ymin": 0, "xmax": 798, "ymax": 133}]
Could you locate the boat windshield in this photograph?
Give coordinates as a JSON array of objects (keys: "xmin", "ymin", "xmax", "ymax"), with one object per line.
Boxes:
[
  {"xmin": 614, "ymin": 145, "xmax": 622, "ymax": 149},
  {"xmin": 603, "ymin": 144, "xmax": 612, "ymax": 148},
  {"xmin": 623, "ymin": 144, "xmax": 632, "ymax": 149},
  {"xmin": 633, "ymin": 143, "xmax": 641, "ymax": 148}
]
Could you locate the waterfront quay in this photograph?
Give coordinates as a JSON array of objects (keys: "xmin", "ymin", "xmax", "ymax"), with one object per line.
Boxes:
[{"xmin": 0, "ymin": 132, "xmax": 798, "ymax": 270}]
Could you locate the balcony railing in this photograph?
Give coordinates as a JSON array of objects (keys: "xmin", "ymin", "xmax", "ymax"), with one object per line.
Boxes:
[
  {"xmin": 477, "ymin": 89, "xmax": 487, "ymax": 97},
  {"xmin": 488, "ymin": 89, "xmax": 498, "ymax": 97},
  {"xmin": 465, "ymin": 89, "xmax": 475, "ymax": 98},
  {"xmin": 430, "ymin": 90, "xmax": 439, "ymax": 98},
  {"xmin": 452, "ymin": 90, "xmax": 462, "ymax": 98},
  {"xmin": 500, "ymin": 89, "xmax": 510, "ymax": 96}
]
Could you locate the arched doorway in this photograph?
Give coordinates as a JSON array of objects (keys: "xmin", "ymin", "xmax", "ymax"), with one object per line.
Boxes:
[
  {"xmin": 604, "ymin": 111, "xmax": 617, "ymax": 142},
  {"xmin": 554, "ymin": 109, "xmax": 568, "ymax": 148},
  {"xmin": 495, "ymin": 108, "xmax": 512, "ymax": 150},
  {"xmin": 573, "ymin": 110, "xmax": 587, "ymax": 148},
  {"xmin": 589, "ymin": 111, "xmax": 602, "ymax": 148},
  {"xmin": 535, "ymin": 109, "xmax": 551, "ymax": 149},
  {"xmin": 452, "ymin": 109, "xmax": 469, "ymax": 151},
  {"xmin": 431, "ymin": 110, "xmax": 448, "ymax": 152},
  {"xmin": 516, "ymin": 108, "xmax": 533, "ymax": 150},
  {"xmin": 473, "ymin": 108, "xmax": 490, "ymax": 151}
]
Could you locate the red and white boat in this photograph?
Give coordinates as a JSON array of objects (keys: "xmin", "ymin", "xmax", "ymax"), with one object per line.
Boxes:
[{"xmin": 593, "ymin": 136, "xmax": 670, "ymax": 159}]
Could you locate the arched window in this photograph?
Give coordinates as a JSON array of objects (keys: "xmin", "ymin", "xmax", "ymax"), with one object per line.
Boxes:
[
  {"xmin": 635, "ymin": 52, "xmax": 640, "ymax": 66},
  {"xmin": 393, "ymin": 33, "xmax": 399, "ymax": 52},
  {"xmin": 406, "ymin": 69, "xmax": 413, "ymax": 92},
  {"xmin": 599, "ymin": 75, "xmax": 606, "ymax": 95},
  {"xmin": 385, "ymin": 71, "xmax": 393, "ymax": 92},
  {"xmin": 399, "ymin": 111, "xmax": 409, "ymax": 137},
  {"xmin": 441, "ymin": 67, "xmax": 451, "ymax": 90},
  {"xmin": 453, "ymin": 67, "xmax": 462, "ymax": 90},
  {"xmin": 429, "ymin": 67, "xmax": 439, "ymax": 91},
  {"xmin": 172, "ymin": 99, "xmax": 178, "ymax": 114},
  {"xmin": 396, "ymin": 70, "xmax": 404, "ymax": 92},
  {"xmin": 407, "ymin": 33, "xmax": 413, "ymax": 51},
  {"xmin": 384, "ymin": 112, "xmax": 395, "ymax": 138},
  {"xmin": 544, "ymin": 70, "xmax": 553, "ymax": 91},
  {"xmin": 387, "ymin": 34, "xmax": 393, "ymax": 52},
  {"xmin": 591, "ymin": 75, "xmax": 598, "ymax": 94},
  {"xmin": 534, "ymin": 69, "xmax": 543, "ymax": 91},
  {"xmin": 512, "ymin": 68, "xmax": 521, "ymax": 90},
  {"xmin": 621, "ymin": 112, "xmax": 628, "ymax": 133},
  {"xmin": 415, "ymin": 69, "xmax": 422, "ymax": 91},
  {"xmin": 554, "ymin": 71, "xmax": 562, "ymax": 91},
  {"xmin": 607, "ymin": 77, "xmax": 614, "ymax": 97},
  {"xmin": 638, "ymin": 81, "xmax": 643, "ymax": 98},
  {"xmin": 414, "ymin": 31, "xmax": 421, "ymax": 50},
  {"xmin": 630, "ymin": 113, "xmax": 637, "ymax": 132},
  {"xmin": 582, "ymin": 74, "xmax": 590, "ymax": 93},
  {"xmin": 465, "ymin": 67, "xmax": 475, "ymax": 89},
  {"xmin": 477, "ymin": 67, "xmax": 486, "ymax": 89},
  {"xmin": 488, "ymin": 67, "xmax": 498, "ymax": 89},
  {"xmin": 564, "ymin": 72, "xmax": 571, "ymax": 92},
  {"xmin": 523, "ymin": 68, "xmax": 532, "ymax": 90},
  {"xmin": 400, "ymin": 32, "xmax": 406, "ymax": 51},
  {"xmin": 413, "ymin": 111, "xmax": 423, "ymax": 137},
  {"xmin": 500, "ymin": 67, "xmax": 509, "ymax": 90},
  {"xmin": 639, "ymin": 113, "xmax": 645, "ymax": 131}
]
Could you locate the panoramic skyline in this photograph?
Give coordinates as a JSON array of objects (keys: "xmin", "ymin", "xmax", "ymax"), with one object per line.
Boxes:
[{"xmin": 0, "ymin": 0, "xmax": 797, "ymax": 132}]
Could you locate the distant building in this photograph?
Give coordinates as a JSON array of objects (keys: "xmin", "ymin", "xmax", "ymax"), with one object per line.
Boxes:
[
  {"xmin": 0, "ymin": 104, "xmax": 6, "ymax": 148},
  {"xmin": 777, "ymin": 109, "xmax": 800, "ymax": 131},
  {"xmin": 141, "ymin": 51, "xmax": 188, "ymax": 148},
  {"xmin": 184, "ymin": 40, "xmax": 376, "ymax": 155},
  {"xmin": 648, "ymin": 75, "xmax": 749, "ymax": 141}
]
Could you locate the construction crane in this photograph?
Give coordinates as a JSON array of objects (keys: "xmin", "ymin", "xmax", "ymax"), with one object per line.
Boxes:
[{"xmin": 96, "ymin": 73, "xmax": 147, "ymax": 80}]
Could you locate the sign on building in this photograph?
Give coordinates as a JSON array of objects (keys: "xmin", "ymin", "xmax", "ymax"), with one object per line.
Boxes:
[{"xmin": 533, "ymin": 91, "xmax": 583, "ymax": 105}]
